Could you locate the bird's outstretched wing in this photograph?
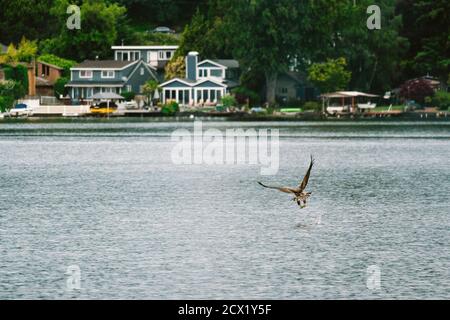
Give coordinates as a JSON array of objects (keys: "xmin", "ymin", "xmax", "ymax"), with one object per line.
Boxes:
[
  {"xmin": 298, "ymin": 155, "xmax": 314, "ymax": 192},
  {"xmin": 258, "ymin": 182, "xmax": 297, "ymax": 194}
]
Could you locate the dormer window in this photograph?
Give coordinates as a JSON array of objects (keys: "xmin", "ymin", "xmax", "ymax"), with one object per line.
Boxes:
[
  {"xmin": 101, "ymin": 70, "xmax": 115, "ymax": 78},
  {"xmin": 79, "ymin": 70, "xmax": 92, "ymax": 78}
]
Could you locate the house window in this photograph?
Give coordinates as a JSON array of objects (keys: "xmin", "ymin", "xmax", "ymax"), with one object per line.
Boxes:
[
  {"xmin": 281, "ymin": 87, "xmax": 288, "ymax": 94},
  {"xmin": 101, "ymin": 70, "xmax": 115, "ymax": 78},
  {"xmin": 158, "ymin": 51, "xmax": 164, "ymax": 60},
  {"xmin": 131, "ymin": 51, "xmax": 140, "ymax": 61},
  {"xmin": 210, "ymin": 69, "xmax": 223, "ymax": 77},
  {"xmin": 126, "ymin": 85, "xmax": 132, "ymax": 92},
  {"xmin": 199, "ymin": 69, "xmax": 207, "ymax": 78},
  {"xmin": 139, "ymin": 85, "xmax": 145, "ymax": 93},
  {"xmin": 79, "ymin": 70, "xmax": 92, "ymax": 78},
  {"xmin": 166, "ymin": 51, "xmax": 172, "ymax": 59},
  {"xmin": 140, "ymin": 67, "xmax": 144, "ymax": 76}
]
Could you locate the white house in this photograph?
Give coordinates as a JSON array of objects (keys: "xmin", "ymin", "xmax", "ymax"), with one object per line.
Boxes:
[{"xmin": 159, "ymin": 52, "xmax": 240, "ymax": 107}]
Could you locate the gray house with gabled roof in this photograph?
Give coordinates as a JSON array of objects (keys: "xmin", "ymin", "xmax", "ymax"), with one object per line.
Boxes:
[
  {"xmin": 159, "ymin": 52, "xmax": 240, "ymax": 107},
  {"xmin": 66, "ymin": 59, "xmax": 158, "ymax": 101}
]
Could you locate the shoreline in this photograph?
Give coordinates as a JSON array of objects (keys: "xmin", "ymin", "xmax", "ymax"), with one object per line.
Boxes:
[{"xmin": 1, "ymin": 111, "xmax": 449, "ymax": 123}]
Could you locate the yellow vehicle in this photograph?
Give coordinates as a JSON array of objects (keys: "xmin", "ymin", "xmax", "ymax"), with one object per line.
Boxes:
[{"xmin": 90, "ymin": 102, "xmax": 118, "ymax": 114}]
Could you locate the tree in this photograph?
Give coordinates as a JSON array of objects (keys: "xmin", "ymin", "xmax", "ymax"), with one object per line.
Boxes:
[
  {"xmin": 308, "ymin": 58, "xmax": 351, "ymax": 93},
  {"xmin": 117, "ymin": 0, "xmax": 203, "ymax": 27},
  {"xmin": 142, "ymin": 80, "xmax": 160, "ymax": 105},
  {"xmin": 225, "ymin": 0, "xmax": 306, "ymax": 106},
  {"xmin": 397, "ymin": 0, "xmax": 450, "ymax": 84},
  {"xmin": 164, "ymin": 56, "xmax": 186, "ymax": 80},
  {"xmin": 399, "ymin": 79, "xmax": 435, "ymax": 104},
  {"xmin": 0, "ymin": 81, "xmax": 17, "ymax": 112},
  {"xmin": 2, "ymin": 64, "xmax": 28, "ymax": 99},
  {"xmin": 307, "ymin": 0, "xmax": 407, "ymax": 93},
  {"xmin": 0, "ymin": 37, "xmax": 37, "ymax": 64},
  {"xmin": 0, "ymin": 0, "xmax": 57, "ymax": 44},
  {"xmin": 54, "ymin": 77, "xmax": 69, "ymax": 98},
  {"xmin": 41, "ymin": 0, "xmax": 127, "ymax": 61}
]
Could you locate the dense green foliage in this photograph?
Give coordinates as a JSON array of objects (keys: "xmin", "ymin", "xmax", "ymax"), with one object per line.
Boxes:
[
  {"xmin": 0, "ymin": 38, "xmax": 38, "ymax": 64},
  {"xmin": 39, "ymin": 0, "xmax": 128, "ymax": 61},
  {"xmin": 38, "ymin": 54, "xmax": 77, "ymax": 77},
  {"xmin": 428, "ymin": 91, "xmax": 450, "ymax": 110},
  {"xmin": 308, "ymin": 58, "xmax": 352, "ymax": 93},
  {"xmin": 161, "ymin": 101, "xmax": 179, "ymax": 115},
  {"xmin": 54, "ymin": 77, "xmax": 69, "ymax": 98},
  {"xmin": 221, "ymin": 95, "xmax": 237, "ymax": 108},
  {"xmin": 121, "ymin": 91, "xmax": 136, "ymax": 101},
  {"xmin": 0, "ymin": 81, "xmax": 17, "ymax": 112},
  {"xmin": 3, "ymin": 64, "xmax": 29, "ymax": 98}
]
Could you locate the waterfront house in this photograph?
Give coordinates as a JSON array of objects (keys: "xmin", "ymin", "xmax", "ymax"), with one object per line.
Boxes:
[
  {"xmin": 36, "ymin": 61, "xmax": 64, "ymax": 97},
  {"xmin": 37, "ymin": 61, "xmax": 64, "ymax": 85},
  {"xmin": 276, "ymin": 71, "xmax": 319, "ymax": 104},
  {"xmin": 159, "ymin": 52, "xmax": 240, "ymax": 107},
  {"xmin": 66, "ymin": 59, "xmax": 158, "ymax": 102}
]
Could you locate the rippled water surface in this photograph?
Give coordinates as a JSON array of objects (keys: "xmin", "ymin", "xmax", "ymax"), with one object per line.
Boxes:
[{"xmin": 0, "ymin": 120, "xmax": 449, "ymax": 299}]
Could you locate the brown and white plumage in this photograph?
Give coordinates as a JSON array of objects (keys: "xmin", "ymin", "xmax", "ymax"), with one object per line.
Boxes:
[{"xmin": 258, "ymin": 155, "xmax": 315, "ymax": 208}]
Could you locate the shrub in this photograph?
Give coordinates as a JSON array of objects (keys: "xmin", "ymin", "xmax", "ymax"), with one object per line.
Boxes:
[
  {"xmin": 121, "ymin": 91, "xmax": 135, "ymax": 101},
  {"xmin": 429, "ymin": 91, "xmax": 450, "ymax": 110},
  {"xmin": 0, "ymin": 80, "xmax": 17, "ymax": 112},
  {"xmin": 3, "ymin": 64, "xmax": 28, "ymax": 98},
  {"xmin": 54, "ymin": 77, "xmax": 69, "ymax": 98},
  {"xmin": 0, "ymin": 95, "xmax": 15, "ymax": 112},
  {"xmin": 161, "ymin": 101, "xmax": 179, "ymax": 115},
  {"xmin": 303, "ymin": 101, "xmax": 320, "ymax": 111},
  {"xmin": 232, "ymin": 87, "xmax": 260, "ymax": 106},
  {"xmin": 221, "ymin": 95, "xmax": 237, "ymax": 109}
]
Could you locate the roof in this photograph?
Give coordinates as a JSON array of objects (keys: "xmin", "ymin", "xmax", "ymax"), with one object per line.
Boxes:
[
  {"xmin": 37, "ymin": 60, "xmax": 64, "ymax": 70},
  {"xmin": 211, "ymin": 59, "xmax": 239, "ymax": 69},
  {"xmin": 36, "ymin": 77, "xmax": 51, "ymax": 86},
  {"xmin": 66, "ymin": 80, "xmax": 125, "ymax": 87},
  {"xmin": 284, "ymin": 71, "xmax": 307, "ymax": 83},
  {"xmin": 91, "ymin": 92, "xmax": 124, "ymax": 100},
  {"xmin": 159, "ymin": 78, "xmax": 227, "ymax": 88},
  {"xmin": 72, "ymin": 60, "xmax": 136, "ymax": 70},
  {"xmin": 321, "ymin": 91, "xmax": 379, "ymax": 98},
  {"xmin": 111, "ymin": 45, "xmax": 179, "ymax": 50}
]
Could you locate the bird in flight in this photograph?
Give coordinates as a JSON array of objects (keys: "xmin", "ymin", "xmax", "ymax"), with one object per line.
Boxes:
[{"xmin": 258, "ymin": 155, "xmax": 315, "ymax": 209}]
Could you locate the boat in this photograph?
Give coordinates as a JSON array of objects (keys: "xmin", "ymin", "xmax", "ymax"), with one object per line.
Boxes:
[
  {"xmin": 90, "ymin": 101, "xmax": 118, "ymax": 115},
  {"xmin": 357, "ymin": 103, "xmax": 377, "ymax": 110},
  {"xmin": 9, "ymin": 103, "xmax": 32, "ymax": 117}
]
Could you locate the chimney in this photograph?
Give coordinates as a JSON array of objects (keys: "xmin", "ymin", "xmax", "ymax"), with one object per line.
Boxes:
[{"xmin": 186, "ymin": 51, "xmax": 199, "ymax": 81}]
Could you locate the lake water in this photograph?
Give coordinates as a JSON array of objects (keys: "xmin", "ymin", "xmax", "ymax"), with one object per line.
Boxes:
[{"xmin": 0, "ymin": 120, "xmax": 449, "ymax": 299}]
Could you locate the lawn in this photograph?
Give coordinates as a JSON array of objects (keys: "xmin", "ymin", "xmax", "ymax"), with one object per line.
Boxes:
[{"xmin": 370, "ymin": 105, "xmax": 406, "ymax": 112}]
